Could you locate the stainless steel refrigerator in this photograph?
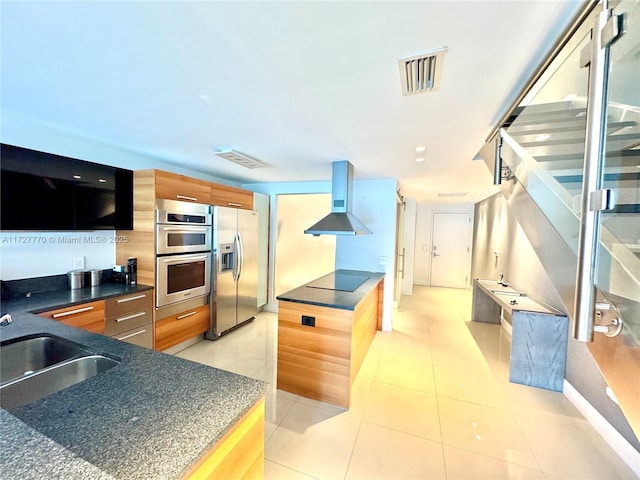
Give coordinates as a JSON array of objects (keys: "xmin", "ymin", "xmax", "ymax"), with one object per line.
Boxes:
[{"xmin": 205, "ymin": 207, "xmax": 259, "ymax": 339}]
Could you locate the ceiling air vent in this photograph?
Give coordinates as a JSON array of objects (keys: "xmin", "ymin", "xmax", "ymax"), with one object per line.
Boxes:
[
  {"xmin": 398, "ymin": 47, "xmax": 447, "ymax": 95},
  {"xmin": 214, "ymin": 149, "xmax": 268, "ymax": 169}
]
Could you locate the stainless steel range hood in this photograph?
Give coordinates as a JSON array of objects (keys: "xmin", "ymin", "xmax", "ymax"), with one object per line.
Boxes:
[{"xmin": 304, "ymin": 161, "xmax": 372, "ymax": 236}]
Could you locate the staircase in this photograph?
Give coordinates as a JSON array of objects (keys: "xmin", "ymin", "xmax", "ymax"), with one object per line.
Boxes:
[{"xmin": 481, "ymin": 96, "xmax": 640, "ymax": 441}]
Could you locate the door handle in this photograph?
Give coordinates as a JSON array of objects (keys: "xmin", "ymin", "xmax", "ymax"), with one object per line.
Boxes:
[{"xmin": 237, "ymin": 232, "xmax": 244, "ymax": 281}]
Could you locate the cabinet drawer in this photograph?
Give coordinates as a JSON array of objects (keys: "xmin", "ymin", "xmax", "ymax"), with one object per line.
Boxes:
[
  {"xmin": 105, "ymin": 307, "xmax": 153, "ymax": 336},
  {"xmin": 210, "ymin": 184, "xmax": 253, "ymax": 210},
  {"xmin": 105, "ymin": 291, "xmax": 153, "ymax": 318},
  {"xmin": 39, "ymin": 301, "xmax": 105, "ymax": 334},
  {"xmin": 112, "ymin": 324, "xmax": 154, "ymax": 349},
  {"xmin": 155, "ymin": 304, "xmax": 209, "ymax": 351},
  {"xmin": 156, "ymin": 171, "xmax": 210, "ymax": 204}
]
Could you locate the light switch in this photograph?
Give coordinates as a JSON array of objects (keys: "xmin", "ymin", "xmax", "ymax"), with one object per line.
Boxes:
[{"xmin": 378, "ymin": 256, "xmax": 388, "ymax": 266}]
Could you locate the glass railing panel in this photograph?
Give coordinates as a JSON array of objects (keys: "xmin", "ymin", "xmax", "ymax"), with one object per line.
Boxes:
[
  {"xmin": 505, "ymin": 31, "xmax": 591, "ymax": 201},
  {"xmin": 596, "ymin": 0, "xmax": 640, "ymax": 342}
]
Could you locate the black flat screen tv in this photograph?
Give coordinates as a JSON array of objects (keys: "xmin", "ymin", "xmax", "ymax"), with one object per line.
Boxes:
[{"xmin": 1, "ymin": 144, "xmax": 134, "ymax": 231}]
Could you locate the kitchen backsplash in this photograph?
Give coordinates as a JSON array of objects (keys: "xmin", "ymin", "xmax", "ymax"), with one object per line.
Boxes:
[{"xmin": 0, "ymin": 231, "xmax": 116, "ymax": 281}]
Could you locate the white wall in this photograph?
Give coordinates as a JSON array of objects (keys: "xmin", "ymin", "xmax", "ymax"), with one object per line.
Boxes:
[
  {"xmin": 273, "ymin": 193, "xmax": 336, "ymax": 300},
  {"xmin": 0, "ymin": 231, "xmax": 116, "ymax": 280},
  {"xmin": 413, "ymin": 202, "xmax": 475, "ymax": 286}
]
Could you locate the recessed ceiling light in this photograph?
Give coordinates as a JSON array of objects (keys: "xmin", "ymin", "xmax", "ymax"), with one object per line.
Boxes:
[
  {"xmin": 98, "ymin": 178, "xmax": 107, "ymax": 183},
  {"xmin": 416, "ymin": 157, "xmax": 425, "ymax": 162},
  {"xmin": 415, "ymin": 146, "xmax": 426, "ymax": 153},
  {"xmin": 73, "ymin": 175, "xmax": 81, "ymax": 179}
]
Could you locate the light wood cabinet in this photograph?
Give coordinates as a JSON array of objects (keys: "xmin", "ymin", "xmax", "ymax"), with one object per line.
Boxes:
[
  {"xmin": 155, "ymin": 303, "xmax": 210, "ymax": 351},
  {"xmin": 155, "ymin": 170, "xmax": 211, "ymax": 204},
  {"xmin": 106, "ymin": 290, "xmax": 154, "ymax": 349},
  {"xmin": 210, "ymin": 184, "xmax": 254, "ymax": 210},
  {"xmin": 184, "ymin": 397, "xmax": 265, "ymax": 480},
  {"xmin": 277, "ymin": 279, "xmax": 382, "ymax": 408},
  {"xmin": 39, "ymin": 301, "xmax": 106, "ymax": 334}
]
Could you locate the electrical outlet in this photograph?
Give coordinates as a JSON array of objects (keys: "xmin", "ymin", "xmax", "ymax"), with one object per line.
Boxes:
[
  {"xmin": 72, "ymin": 256, "xmax": 85, "ymax": 270},
  {"xmin": 301, "ymin": 315, "xmax": 315, "ymax": 327}
]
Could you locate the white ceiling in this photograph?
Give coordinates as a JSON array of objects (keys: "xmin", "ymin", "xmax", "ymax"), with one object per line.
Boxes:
[{"xmin": 0, "ymin": 1, "xmax": 583, "ymax": 203}]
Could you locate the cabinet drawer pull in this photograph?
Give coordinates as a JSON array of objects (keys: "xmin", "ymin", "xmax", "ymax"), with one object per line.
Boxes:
[
  {"xmin": 116, "ymin": 329, "xmax": 147, "ymax": 340},
  {"xmin": 227, "ymin": 202, "xmax": 243, "ymax": 207},
  {"xmin": 52, "ymin": 306, "xmax": 94, "ymax": 318},
  {"xmin": 116, "ymin": 311, "xmax": 147, "ymax": 323},
  {"xmin": 176, "ymin": 311, "xmax": 197, "ymax": 320},
  {"xmin": 176, "ymin": 194, "xmax": 198, "ymax": 202},
  {"xmin": 117, "ymin": 294, "xmax": 147, "ymax": 303}
]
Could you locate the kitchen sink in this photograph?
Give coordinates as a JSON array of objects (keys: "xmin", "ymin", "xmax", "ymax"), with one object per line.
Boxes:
[
  {"xmin": 0, "ymin": 334, "xmax": 90, "ymax": 385},
  {"xmin": 0, "ymin": 334, "xmax": 121, "ymax": 409},
  {"xmin": 0, "ymin": 355, "xmax": 120, "ymax": 409}
]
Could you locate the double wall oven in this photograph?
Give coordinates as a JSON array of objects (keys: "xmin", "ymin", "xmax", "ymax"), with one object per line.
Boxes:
[{"xmin": 155, "ymin": 199, "xmax": 212, "ymax": 309}]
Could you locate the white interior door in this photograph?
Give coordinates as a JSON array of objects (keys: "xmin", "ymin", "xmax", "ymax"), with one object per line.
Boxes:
[{"xmin": 430, "ymin": 212, "xmax": 471, "ymax": 288}]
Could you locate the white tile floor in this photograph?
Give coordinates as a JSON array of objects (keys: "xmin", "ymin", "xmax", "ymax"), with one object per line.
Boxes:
[{"xmin": 175, "ymin": 286, "xmax": 638, "ymax": 480}]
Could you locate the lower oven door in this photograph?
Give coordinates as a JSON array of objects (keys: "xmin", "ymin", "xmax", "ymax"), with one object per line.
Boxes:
[{"xmin": 156, "ymin": 252, "xmax": 211, "ymax": 307}]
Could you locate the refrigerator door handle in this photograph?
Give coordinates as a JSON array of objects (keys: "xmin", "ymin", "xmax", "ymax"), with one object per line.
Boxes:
[
  {"xmin": 232, "ymin": 233, "xmax": 240, "ymax": 282},
  {"xmin": 237, "ymin": 232, "xmax": 244, "ymax": 281}
]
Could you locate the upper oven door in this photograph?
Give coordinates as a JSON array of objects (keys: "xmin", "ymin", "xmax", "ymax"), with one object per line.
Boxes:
[
  {"xmin": 156, "ymin": 198, "xmax": 212, "ymax": 226},
  {"xmin": 156, "ymin": 224, "xmax": 211, "ymax": 255}
]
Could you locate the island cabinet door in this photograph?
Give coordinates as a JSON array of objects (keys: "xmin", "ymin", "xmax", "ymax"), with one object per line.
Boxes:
[
  {"xmin": 277, "ymin": 300, "xmax": 353, "ymax": 408},
  {"xmin": 183, "ymin": 397, "xmax": 265, "ymax": 480}
]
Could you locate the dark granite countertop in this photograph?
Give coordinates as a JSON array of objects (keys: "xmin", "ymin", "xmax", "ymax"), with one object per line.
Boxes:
[
  {"xmin": 276, "ymin": 269, "xmax": 385, "ymax": 310},
  {"xmin": 1, "ymin": 282, "xmax": 154, "ymax": 314},
  {"xmin": 0, "ymin": 282, "xmax": 267, "ymax": 480}
]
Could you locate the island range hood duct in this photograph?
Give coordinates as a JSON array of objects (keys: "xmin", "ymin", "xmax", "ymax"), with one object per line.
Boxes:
[{"xmin": 304, "ymin": 161, "xmax": 372, "ymax": 236}]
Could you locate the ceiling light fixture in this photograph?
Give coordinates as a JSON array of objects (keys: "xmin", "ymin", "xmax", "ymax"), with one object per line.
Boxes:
[
  {"xmin": 73, "ymin": 175, "xmax": 81, "ymax": 179},
  {"xmin": 416, "ymin": 157, "xmax": 425, "ymax": 162},
  {"xmin": 415, "ymin": 146, "xmax": 426, "ymax": 153},
  {"xmin": 98, "ymin": 178, "xmax": 107, "ymax": 183},
  {"xmin": 214, "ymin": 149, "xmax": 268, "ymax": 169}
]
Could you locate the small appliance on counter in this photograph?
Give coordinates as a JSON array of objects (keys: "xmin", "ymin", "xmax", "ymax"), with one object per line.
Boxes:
[
  {"xmin": 127, "ymin": 257, "xmax": 137, "ymax": 285},
  {"xmin": 112, "ymin": 264, "xmax": 129, "ymax": 283},
  {"xmin": 112, "ymin": 259, "xmax": 137, "ymax": 285}
]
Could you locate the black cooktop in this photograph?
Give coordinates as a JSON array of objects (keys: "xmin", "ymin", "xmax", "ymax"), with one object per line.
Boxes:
[{"xmin": 306, "ymin": 271, "xmax": 370, "ymax": 293}]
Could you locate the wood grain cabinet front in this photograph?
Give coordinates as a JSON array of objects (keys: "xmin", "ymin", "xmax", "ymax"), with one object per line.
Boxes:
[
  {"xmin": 105, "ymin": 290, "xmax": 154, "ymax": 349},
  {"xmin": 155, "ymin": 170, "xmax": 211, "ymax": 204},
  {"xmin": 155, "ymin": 304, "xmax": 210, "ymax": 351},
  {"xmin": 210, "ymin": 184, "xmax": 254, "ymax": 210},
  {"xmin": 39, "ymin": 301, "xmax": 106, "ymax": 334}
]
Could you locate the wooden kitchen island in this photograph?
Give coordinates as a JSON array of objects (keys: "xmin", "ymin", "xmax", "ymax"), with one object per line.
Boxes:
[{"xmin": 276, "ymin": 270, "xmax": 384, "ymax": 408}]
